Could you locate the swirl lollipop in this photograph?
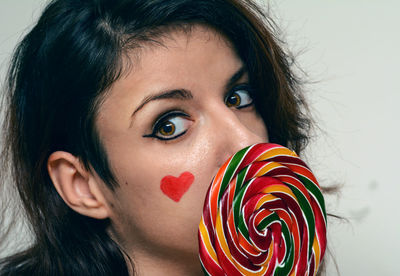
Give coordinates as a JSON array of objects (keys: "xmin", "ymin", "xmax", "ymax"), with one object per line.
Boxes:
[{"xmin": 198, "ymin": 143, "xmax": 326, "ymax": 276}]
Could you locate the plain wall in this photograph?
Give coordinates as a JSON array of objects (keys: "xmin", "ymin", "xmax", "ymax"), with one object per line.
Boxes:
[
  {"xmin": 1, "ymin": 1, "xmax": 399, "ymax": 275},
  {"xmin": 272, "ymin": 0, "xmax": 400, "ymax": 275}
]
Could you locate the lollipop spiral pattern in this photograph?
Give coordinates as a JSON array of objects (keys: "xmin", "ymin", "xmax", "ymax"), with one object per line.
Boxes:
[{"xmin": 199, "ymin": 143, "xmax": 327, "ymax": 276}]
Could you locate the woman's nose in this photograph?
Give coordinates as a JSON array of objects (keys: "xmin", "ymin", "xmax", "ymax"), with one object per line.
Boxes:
[{"xmin": 209, "ymin": 106, "xmax": 267, "ymax": 167}]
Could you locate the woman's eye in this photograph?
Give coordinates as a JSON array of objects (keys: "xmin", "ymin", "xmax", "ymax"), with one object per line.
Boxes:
[
  {"xmin": 144, "ymin": 112, "xmax": 192, "ymax": 141},
  {"xmin": 225, "ymin": 86, "xmax": 254, "ymax": 109}
]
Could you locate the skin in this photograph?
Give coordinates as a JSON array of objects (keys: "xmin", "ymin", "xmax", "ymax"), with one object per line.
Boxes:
[{"xmin": 49, "ymin": 25, "xmax": 269, "ymax": 275}]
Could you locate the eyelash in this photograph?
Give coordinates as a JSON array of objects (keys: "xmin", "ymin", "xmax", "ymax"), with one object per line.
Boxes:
[{"xmin": 143, "ymin": 84, "xmax": 254, "ymax": 141}]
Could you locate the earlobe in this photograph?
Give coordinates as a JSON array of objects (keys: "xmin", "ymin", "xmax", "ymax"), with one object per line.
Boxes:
[{"xmin": 47, "ymin": 151, "xmax": 110, "ymax": 219}]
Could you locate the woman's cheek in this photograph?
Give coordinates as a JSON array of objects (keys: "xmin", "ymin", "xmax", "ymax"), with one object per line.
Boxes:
[{"xmin": 160, "ymin": 171, "xmax": 195, "ymax": 202}]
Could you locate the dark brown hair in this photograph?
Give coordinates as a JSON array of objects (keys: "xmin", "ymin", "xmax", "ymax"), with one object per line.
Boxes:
[{"xmin": 0, "ymin": 0, "xmax": 314, "ymax": 275}]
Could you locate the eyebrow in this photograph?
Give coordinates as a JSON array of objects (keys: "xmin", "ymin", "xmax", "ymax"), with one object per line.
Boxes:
[
  {"xmin": 130, "ymin": 65, "xmax": 246, "ymax": 118},
  {"xmin": 225, "ymin": 65, "xmax": 246, "ymax": 91},
  {"xmin": 131, "ymin": 89, "xmax": 193, "ymax": 117}
]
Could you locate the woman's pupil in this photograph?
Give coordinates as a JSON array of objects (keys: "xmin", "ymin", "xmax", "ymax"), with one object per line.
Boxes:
[
  {"xmin": 228, "ymin": 93, "xmax": 240, "ymax": 106},
  {"xmin": 161, "ymin": 122, "xmax": 175, "ymax": 135}
]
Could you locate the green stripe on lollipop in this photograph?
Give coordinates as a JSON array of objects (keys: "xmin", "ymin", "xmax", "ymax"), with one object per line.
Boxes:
[
  {"xmin": 285, "ymin": 183, "xmax": 315, "ymax": 258},
  {"xmin": 234, "ymin": 179, "xmax": 252, "ymax": 242},
  {"xmin": 296, "ymin": 174, "xmax": 327, "ymax": 221},
  {"xmin": 256, "ymin": 212, "xmax": 279, "ymax": 232},
  {"xmin": 218, "ymin": 145, "xmax": 250, "ymax": 201},
  {"xmin": 275, "ymin": 221, "xmax": 295, "ymax": 276}
]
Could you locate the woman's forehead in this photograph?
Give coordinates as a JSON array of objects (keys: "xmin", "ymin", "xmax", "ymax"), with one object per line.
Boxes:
[
  {"xmin": 110, "ymin": 26, "xmax": 242, "ymax": 93},
  {"xmin": 120, "ymin": 24, "xmax": 236, "ymax": 72}
]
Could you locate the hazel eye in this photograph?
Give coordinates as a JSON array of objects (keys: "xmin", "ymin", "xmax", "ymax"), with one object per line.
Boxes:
[
  {"xmin": 159, "ymin": 121, "xmax": 176, "ymax": 136},
  {"xmin": 226, "ymin": 93, "xmax": 241, "ymax": 107},
  {"xmin": 144, "ymin": 111, "xmax": 192, "ymax": 141},
  {"xmin": 225, "ymin": 86, "xmax": 254, "ymax": 109}
]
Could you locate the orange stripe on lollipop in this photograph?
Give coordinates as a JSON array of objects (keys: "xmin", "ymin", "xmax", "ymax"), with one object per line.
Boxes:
[{"xmin": 210, "ymin": 158, "xmax": 231, "ymax": 224}]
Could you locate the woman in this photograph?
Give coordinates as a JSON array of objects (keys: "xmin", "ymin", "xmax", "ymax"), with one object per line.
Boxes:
[{"xmin": 0, "ymin": 0, "xmax": 315, "ymax": 275}]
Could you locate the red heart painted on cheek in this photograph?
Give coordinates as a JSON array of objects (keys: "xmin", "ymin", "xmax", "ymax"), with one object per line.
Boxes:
[{"xmin": 160, "ymin": 172, "xmax": 195, "ymax": 202}]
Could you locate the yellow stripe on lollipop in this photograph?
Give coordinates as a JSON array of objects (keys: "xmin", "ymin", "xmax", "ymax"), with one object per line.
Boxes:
[
  {"xmin": 199, "ymin": 218, "xmax": 218, "ymax": 263},
  {"xmin": 255, "ymin": 162, "xmax": 285, "ymax": 177},
  {"xmin": 261, "ymin": 184, "xmax": 296, "ymax": 199},
  {"xmin": 312, "ymin": 235, "xmax": 321, "ymax": 274},
  {"xmin": 256, "ymin": 147, "xmax": 297, "ymax": 162},
  {"xmin": 255, "ymin": 194, "xmax": 279, "ymax": 210},
  {"xmin": 215, "ymin": 211, "xmax": 235, "ymax": 268}
]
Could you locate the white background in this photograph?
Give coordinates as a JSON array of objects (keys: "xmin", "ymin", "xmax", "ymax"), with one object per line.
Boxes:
[{"xmin": 1, "ymin": 1, "xmax": 399, "ymax": 275}]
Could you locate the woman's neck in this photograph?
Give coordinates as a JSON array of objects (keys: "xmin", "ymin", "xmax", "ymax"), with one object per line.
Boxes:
[{"xmin": 129, "ymin": 247, "xmax": 204, "ymax": 276}]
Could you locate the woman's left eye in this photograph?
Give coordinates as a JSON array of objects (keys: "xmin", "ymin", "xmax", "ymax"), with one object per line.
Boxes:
[
  {"xmin": 225, "ymin": 85, "xmax": 254, "ymax": 109},
  {"xmin": 144, "ymin": 112, "xmax": 192, "ymax": 141}
]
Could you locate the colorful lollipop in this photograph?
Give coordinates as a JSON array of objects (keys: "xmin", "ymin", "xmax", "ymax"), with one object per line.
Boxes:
[{"xmin": 198, "ymin": 143, "xmax": 327, "ymax": 276}]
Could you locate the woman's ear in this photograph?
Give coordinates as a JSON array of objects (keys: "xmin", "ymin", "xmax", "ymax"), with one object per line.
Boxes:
[{"xmin": 47, "ymin": 151, "xmax": 110, "ymax": 219}]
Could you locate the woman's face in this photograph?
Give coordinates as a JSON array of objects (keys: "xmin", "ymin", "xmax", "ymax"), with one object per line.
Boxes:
[{"xmin": 95, "ymin": 26, "xmax": 268, "ymax": 269}]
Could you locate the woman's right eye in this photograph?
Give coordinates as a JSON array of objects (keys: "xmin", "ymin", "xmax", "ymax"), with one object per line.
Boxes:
[
  {"xmin": 225, "ymin": 84, "xmax": 254, "ymax": 109},
  {"xmin": 143, "ymin": 112, "xmax": 192, "ymax": 141}
]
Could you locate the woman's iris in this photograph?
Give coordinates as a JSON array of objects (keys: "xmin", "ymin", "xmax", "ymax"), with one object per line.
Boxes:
[
  {"xmin": 159, "ymin": 121, "xmax": 176, "ymax": 136},
  {"xmin": 226, "ymin": 93, "xmax": 241, "ymax": 107},
  {"xmin": 225, "ymin": 87, "xmax": 253, "ymax": 109}
]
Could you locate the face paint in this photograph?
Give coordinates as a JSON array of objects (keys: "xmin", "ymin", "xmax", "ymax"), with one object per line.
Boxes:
[{"xmin": 160, "ymin": 172, "xmax": 195, "ymax": 202}]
